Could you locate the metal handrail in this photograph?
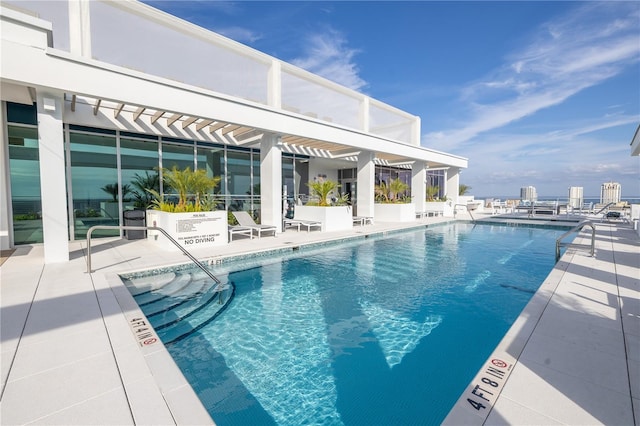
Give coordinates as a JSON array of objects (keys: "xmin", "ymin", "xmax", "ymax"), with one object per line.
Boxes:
[
  {"xmin": 454, "ymin": 203, "xmax": 475, "ymax": 221},
  {"xmin": 86, "ymin": 225, "xmax": 221, "ymax": 284},
  {"xmin": 555, "ymin": 221, "xmax": 595, "ymax": 262},
  {"xmin": 594, "ymin": 202, "xmax": 616, "ymax": 215}
]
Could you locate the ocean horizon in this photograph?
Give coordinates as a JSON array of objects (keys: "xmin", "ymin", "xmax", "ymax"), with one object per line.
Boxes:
[{"xmin": 477, "ymin": 196, "xmax": 640, "ymax": 204}]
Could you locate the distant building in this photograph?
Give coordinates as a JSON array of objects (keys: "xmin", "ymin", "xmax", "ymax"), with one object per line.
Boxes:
[
  {"xmin": 568, "ymin": 187, "xmax": 583, "ymax": 209},
  {"xmin": 600, "ymin": 182, "xmax": 621, "ymax": 204},
  {"xmin": 520, "ymin": 186, "xmax": 537, "ymax": 202}
]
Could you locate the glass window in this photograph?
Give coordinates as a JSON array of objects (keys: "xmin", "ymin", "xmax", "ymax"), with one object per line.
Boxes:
[
  {"xmin": 197, "ymin": 144, "xmax": 225, "ymax": 210},
  {"xmin": 69, "ymin": 132, "xmax": 119, "ymax": 239},
  {"xmin": 227, "ymin": 148, "xmax": 252, "ymax": 212},
  {"xmin": 161, "ymin": 141, "xmax": 195, "ymax": 172},
  {"xmin": 426, "ymin": 170, "xmax": 445, "ymax": 200},
  {"xmin": 8, "ymin": 126, "xmax": 42, "ymax": 244},
  {"xmin": 121, "ymin": 137, "xmax": 159, "ymax": 210},
  {"xmin": 7, "ymin": 102, "xmax": 37, "ymax": 125}
]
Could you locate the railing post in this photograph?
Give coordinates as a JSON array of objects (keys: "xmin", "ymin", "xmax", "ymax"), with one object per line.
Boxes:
[{"xmin": 85, "ymin": 225, "xmax": 221, "ymax": 284}]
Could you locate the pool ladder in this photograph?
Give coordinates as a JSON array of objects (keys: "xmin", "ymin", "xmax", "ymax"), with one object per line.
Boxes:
[
  {"xmin": 454, "ymin": 204, "xmax": 475, "ymax": 222},
  {"xmin": 555, "ymin": 220, "xmax": 595, "ymax": 262},
  {"xmin": 85, "ymin": 225, "xmax": 222, "ymax": 287}
]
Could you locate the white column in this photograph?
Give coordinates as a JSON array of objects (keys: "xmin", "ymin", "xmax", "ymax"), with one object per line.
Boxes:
[
  {"xmin": 260, "ymin": 133, "xmax": 282, "ymax": 232},
  {"xmin": 445, "ymin": 167, "xmax": 460, "ymax": 207},
  {"xmin": 411, "ymin": 161, "xmax": 426, "ymax": 215},
  {"xmin": 267, "ymin": 59, "xmax": 282, "ymax": 109},
  {"xmin": 37, "ymin": 92, "xmax": 69, "ymax": 263},
  {"xmin": 0, "ymin": 102, "xmax": 12, "ymax": 250},
  {"xmin": 357, "ymin": 150, "xmax": 375, "ymax": 218},
  {"xmin": 68, "ymin": 0, "xmax": 92, "ymax": 57}
]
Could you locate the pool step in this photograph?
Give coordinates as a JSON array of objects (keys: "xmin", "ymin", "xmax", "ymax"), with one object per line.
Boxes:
[
  {"xmin": 155, "ymin": 283, "xmax": 235, "ymax": 344},
  {"xmin": 127, "ymin": 270, "xmax": 235, "ymax": 345}
]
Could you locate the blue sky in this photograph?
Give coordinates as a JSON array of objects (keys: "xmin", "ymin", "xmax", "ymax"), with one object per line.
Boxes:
[{"xmin": 145, "ymin": 1, "xmax": 639, "ymax": 198}]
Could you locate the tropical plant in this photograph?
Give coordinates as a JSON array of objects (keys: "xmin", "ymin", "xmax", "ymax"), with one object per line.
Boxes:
[
  {"xmin": 426, "ymin": 185, "xmax": 440, "ymax": 202},
  {"xmin": 130, "ymin": 171, "xmax": 160, "ymax": 209},
  {"xmin": 306, "ymin": 179, "xmax": 340, "ymax": 206},
  {"xmin": 375, "ymin": 178, "xmax": 410, "ymax": 203},
  {"xmin": 459, "ymin": 184, "xmax": 471, "ymax": 196},
  {"xmin": 149, "ymin": 166, "xmax": 221, "ymax": 212},
  {"xmin": 101, "ymin": 182, "xmax": 132, "ymax": 202}
]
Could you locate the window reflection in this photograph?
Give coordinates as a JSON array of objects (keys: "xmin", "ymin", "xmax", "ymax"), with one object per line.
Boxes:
[
  {"xmin": 8, "ymin": 126, "xmax": 43, "ymax": 244},
  {"xmin": 69, "ymin": 131, "xmax": 119, "ymax": 239}
]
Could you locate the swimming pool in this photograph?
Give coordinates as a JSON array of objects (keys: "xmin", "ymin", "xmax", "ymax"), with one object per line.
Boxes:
[{"xmin": 122, "ymin": 223, "xmax": 572, "ymax": 425}]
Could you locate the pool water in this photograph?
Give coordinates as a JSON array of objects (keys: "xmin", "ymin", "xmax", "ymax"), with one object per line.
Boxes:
[{"xmin": 124, "ymin": 223, "xmax": 571, "ymax": 425}]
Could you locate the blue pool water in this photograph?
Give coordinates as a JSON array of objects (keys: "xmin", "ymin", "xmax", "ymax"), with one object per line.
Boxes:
[{"xmin": 123, "ymin": 223, "xmax": 572, "ymax": 425}]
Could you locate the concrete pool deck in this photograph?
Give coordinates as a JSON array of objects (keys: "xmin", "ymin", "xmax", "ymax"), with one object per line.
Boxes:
[{"xmin": 1, "ymin": 215, "xmax": 638, "ymax": 425}]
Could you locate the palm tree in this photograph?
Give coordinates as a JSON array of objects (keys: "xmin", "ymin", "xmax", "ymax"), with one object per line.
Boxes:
[
  {"xmin": 388, "ymin": 178, "xmax": 409, "ymax": 202},
  {"xmin": 101, "ymin": 182, "xmax": 131, "ymax": 202},
  {"xmin": 307, "ymin": 179, "xmax": 339, "ymax": 206},
  {"xmin": 153, "ymin": 166, "xmax": 221, "ymax": 212},
  {"xmin": 459, "ymin": 184, "xmax": 471, "ymax": 196},
  {"xmin": 426, "ymin": 185, "xmax": 440, "ymax": 201},
  {"xmin": 130, "ymin": 171, "xmax": 160, "ymax": 209}
]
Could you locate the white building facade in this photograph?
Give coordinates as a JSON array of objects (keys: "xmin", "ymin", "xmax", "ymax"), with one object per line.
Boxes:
[
  {"xmin": 568, "ymin": 186, "xmax": 583, "ymax": 209},
  {"xmin": 600, "ymin": 182, "xmax": 621, "ymax": 205},
  {"xmin": 0, "ymin": 0, "xmax": 467, "ymax": 263},
  {"xmin": 520, "ymin": 186, "xmax": 537, "ymax": 202}
]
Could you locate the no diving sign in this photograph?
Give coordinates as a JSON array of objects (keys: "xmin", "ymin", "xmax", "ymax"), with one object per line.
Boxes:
[{"xmin": 129, "ymin": 317, "xmax": 159, "ymax": 347}]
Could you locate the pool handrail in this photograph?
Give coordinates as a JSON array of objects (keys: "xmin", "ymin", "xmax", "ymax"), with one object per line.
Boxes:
[
  {"xmin": 453, "ymin": 203, "xmax": 475, "ymax": 222},
  {"xmin": 85, "ymin": 225, "xmax": 222, "ymax": 285},
  {"xmin": 555, "ymin": 220, "xmax": 595, "ymax": 262}
]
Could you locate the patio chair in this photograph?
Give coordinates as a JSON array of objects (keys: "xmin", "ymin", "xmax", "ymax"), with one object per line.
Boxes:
[
  {"xmin": 228, "ymin": 225, "xmax": 253, "ymax": 241},
  {"xmin": 283, "ymin": 218, "xmax": 322, "ymax": 232},
  {"xmin": 232, "ymin": 211, "xmax": 277, "ymax": 238}
]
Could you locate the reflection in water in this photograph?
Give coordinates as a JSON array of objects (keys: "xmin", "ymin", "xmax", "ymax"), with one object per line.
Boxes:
[
  {"xmin": 498, "ymin": 239, "xmax": 533, "ymax": 264},
  {"xmin": 464, "ymin": 270, "xmax": 491, "ymax": 293},
  {"xmin": 200, "ymin": 268, "xmax": 343, "ymax": 425},
  {"xmin": 360, "ymin": 301, "xmax": 442, "ymax": 369}
]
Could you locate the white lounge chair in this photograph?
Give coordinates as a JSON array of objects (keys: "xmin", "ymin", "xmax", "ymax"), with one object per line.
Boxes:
[
  {"xmin": 283, "ymin": 218, "xmax": 321, "ymax": 232},
  {"xmin": 353, "ymin": 216, "xmax": 373, "ymax": 225},
  {"xmin": 228, "ymin": 225, "xmax": 253, "ymax": 241},
  {"xmin": 232, "ymin": 211, "xmax": 277, "ymax": 238}
]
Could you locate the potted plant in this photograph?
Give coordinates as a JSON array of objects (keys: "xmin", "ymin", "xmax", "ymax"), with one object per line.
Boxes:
[
  {"xmin": 146, "ymin": 166, "xmax": 228, "ymax": 248},
  {"xmin": 424, "ymin": 185, "xmax": 452, "ymax": 217},
  {"xmin": 374, "ymin": 178, "xmax": 415, "ymax": 222},
  {"xmin": 293, "ymin": 178, "xmax": 353, "ymax": 231}
]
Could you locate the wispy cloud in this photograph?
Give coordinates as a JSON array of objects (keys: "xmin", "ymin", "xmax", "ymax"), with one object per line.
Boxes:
[
  {"xmin": 291, "ymin": 28, "xmax": 368, "ymax": 91},
  {"xmin": 423, "ymin": 2, "xmax": 640, "ymax": 149}
]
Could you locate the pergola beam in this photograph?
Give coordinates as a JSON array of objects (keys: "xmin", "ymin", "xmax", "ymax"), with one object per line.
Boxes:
[
  {"xmin": 208, "ymin": 121, "xmax": 227, "ymax": 133},
  {"xmin": 221, "ymin": 124, "xmax": 241, "ymax": 135},
  {"xmin": 151, "ymin": 110, "xmax": 164, "ymax": 124},
  {"xmin": 167, "ymin": 113, "xmax": 182, "ymax": 126},
  {"xmin": 182, "ymin": 116, "xmax": 198, "ymax": 129},
  {"xmin": 93, "ymin": 99, "xmax": 101, "ymax": 116},
  {"xmin": 114, "ymin": 103, "xmax": 124, "ymax": 118},
  {"xmin": 133, "ymin": 107, "xmax": 145, "ymax": 121},
  {"xmin": 195, "ymin": 119, "xmax": 214, "ymax": 131}
]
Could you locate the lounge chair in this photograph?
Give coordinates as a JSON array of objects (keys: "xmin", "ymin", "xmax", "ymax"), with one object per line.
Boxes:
[
  {"xmin": 353, "ymin": 216, "xmax": 373, "ymax": 225},
  {"xmin": 232, "ymin": 211, "xmax": 277, "ymax": 238},
  {"xmin": 228, "ymin": 225, "xmax": 253, "ymax": 241},
  {"xmin": 283, "ymin": 218, "xmax": 322, "ymax": 232}
]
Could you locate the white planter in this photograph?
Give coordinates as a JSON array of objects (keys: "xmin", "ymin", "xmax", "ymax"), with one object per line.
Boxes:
[
  {"xmin": 424, "ymin": 201, "xmax": 454, "ymax": 217},
  {"xmin": 294, "ymin": 205, "xmax": 353, "ymax": 231},
  {"xmin": 146, "ymin": 210, "xmax": 228, "ymax": 250},
  {"xmin": 374, "ymin": 203, "xmax": 416, "ymax": 222}
]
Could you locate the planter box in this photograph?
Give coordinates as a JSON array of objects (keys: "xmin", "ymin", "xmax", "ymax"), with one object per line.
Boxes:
[
  {"xmin": 294, "ymin": 205, "xmax": 353, "ymax": 231},
  {"xmin": 424, "ymin": 202, "xmax": 455, "ymax": 217},
  {"xmin": 374, "ymin": 203, "xmax": 416, "ymax": 222},
  {"xmin": 146, "ymin": 210, "xmax": 228, "ymax": 250}
]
